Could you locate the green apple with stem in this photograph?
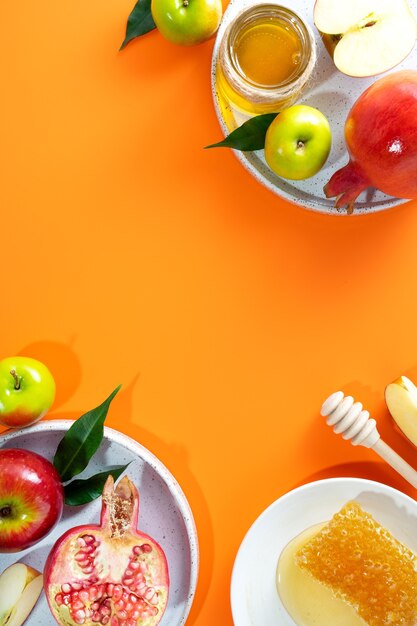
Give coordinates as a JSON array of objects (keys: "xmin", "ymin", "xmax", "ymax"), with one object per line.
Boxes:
[
  {"xmin": 264, "ymin": 105, "xmax": 332, "ymax": 181},
  {"xmin": 0, "ymin": 356, "xmax": 56, "ymax": 428},
  {"xmin": 151, "ymin": 0, "xmax": 222, "ymax": 46}
]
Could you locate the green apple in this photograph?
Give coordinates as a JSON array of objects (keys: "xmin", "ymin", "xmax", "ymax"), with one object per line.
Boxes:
[
  {"xmin": 264, "ymin": 105, "xmax": 332, "ymax": 181},
  {"xmin": 151, "ymin": 0, "xmax": 222, "ymax": 46},
  {"xmin": 0, "ymin": 356, "xmax": 55, "ymax": 428}
]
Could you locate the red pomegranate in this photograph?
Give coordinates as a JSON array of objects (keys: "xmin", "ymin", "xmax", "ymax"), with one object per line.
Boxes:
[
  {"xmin": 325, "ymin": 70, "xmax": 417, "ymax": 212},
  {"xmin": 44, "ymin": 476, "xmax": 169, "ymax": 626}
]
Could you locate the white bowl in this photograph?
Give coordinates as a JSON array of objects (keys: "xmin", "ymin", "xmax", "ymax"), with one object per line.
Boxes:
[
  {"xmin": 0, "ymin": 421, "xmax": 199, "ymax": 626},
  {"xmin": 230, "ymin": 477, "xmax": 417, "ymax": 626}
]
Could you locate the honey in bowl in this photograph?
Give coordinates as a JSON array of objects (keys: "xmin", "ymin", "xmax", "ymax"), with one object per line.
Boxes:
[
  {"xmin": 277, "ymin": 501, "xmax": 417, "ymax": 626},
  {"xmin": 233, "ymin": 18, "xmax": 302, "ymax": 87},
  {"xmin": 217, "ymin": 5, "xmax": 316, "ymax": 116}
]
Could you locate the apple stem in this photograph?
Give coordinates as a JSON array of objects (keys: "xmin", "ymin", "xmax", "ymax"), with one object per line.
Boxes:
[
  {"xmin": 10, "ymin": 369, "xmax": 21, "ymax": 390},
  {"xmin": 183, "ymin": 0, "xmax": 189, "ymax": 6}
]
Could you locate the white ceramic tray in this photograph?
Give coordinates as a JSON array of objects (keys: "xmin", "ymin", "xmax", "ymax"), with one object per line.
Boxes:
[
  {"xmin": 230, "ymin": 477, "xmax": 417, "ymax": 625},
  {"xmin": 0, "ymin": 421, "xmax": 199, "ymax": 626},
  {"xmin": 211, "ymin": 0, "xmax": 417, "ymax": 215}
]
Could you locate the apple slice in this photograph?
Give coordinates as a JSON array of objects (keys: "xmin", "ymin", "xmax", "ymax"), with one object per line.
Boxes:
[
  {"xmin": 385, "ymin": 376, "xmax": 417, "ymax": 447},
  {"xmin": 314, "ymin": 0, "xmax": 417, "ymax": 77},
  {"xmin": 0, "ymin": 563, "xmax": 43, "ymax": 626}
]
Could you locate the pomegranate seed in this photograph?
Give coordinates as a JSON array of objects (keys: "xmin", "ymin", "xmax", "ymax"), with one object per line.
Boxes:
[
  {"xmin": 133, "ymin": 546, "xmax": 141, "ymax": 556},
  {"xmin": 106, "ymin": 583, "xmax": 114, "ymax": 597},
  {"xmin": 72, "ymin": 600, "xmax": 85, "ymax": 611},
  {"xmin": 63, "ymin": 594, "xmax": 71, "ymax": 606},
  {"xmin": 124, "ymin": 568, "xmax": 133, "ymax": 578},
  {"xmin": 62, "ymin": 583, "xmax": 72, "ymax": 594},
  {"xmin": 111, "ymin": 617, "xmax": 119, "ymax": 626},
  {"xmin": 134, "ymin": 573, "xmax": 144, "ymax": 583},
  {"xmin": 92, "ymin": 612, "xmax": 101, "ymax": 623},
  {"xmin": 141, "ymin": 544, "xmax": 152, "ymax": 553},
  {"xmin": 74, "ymin": 609, "xmax": 86, "ymax": 624},
  {"xmin": 150, "ymin": 592, "xmax": 159, "ymax": 605},
  {"xmin": 93, "ymin": 539, "xmax": 100, "ymax": 547},
  {"xmin": 102, "ymin": 617, "xmax": 110, "ymax": 626},
  {"xmin": 75, "ymin": 553, "xmax": 90, "ymax": 563},
  {"xmin": 103, "ymin": 598, "xmax": 112, "ymax": 608},
  {"xmin": 77, "ymin": 537, "xmax": 86, "ymax": 547},
  {"xmin": 89, "ymin": 586, "xmax": 99, "ymax": 601},
  {"xmin": 117, "ymin": 609, "xmax": 128, "ymax": 619},
  {"xmin": 129, "ymin": 561, "xmax": 140, "ymax": 571},
  {"xmin": 72, "ymin": 582, "xmax": 83, "ymax": 591},
  {"xmin": 145, "ymin": 588, "xmax": 155, "ymax": 601},
  {"xmin": 139, "ymin": 562, "xmax": 147, "ymax": 573},
  {"xmin": 79, "ymin": 591, "xmax": 89, "ymax": 603},
  {"xmin": 55, "ymin": 593, "xmax": 64, "ymax": 606},
  {"xmin": 83, "ymin": 535, "xmax": 95, "ymax": 544},
  {"xmin": 113, "ymin": 585, "xmax": 123, "ymax": 600},
  {"xmin": 100, "ymin": 605, "xmax": 111, "ymax": 617},
  {"xmin": 136, "ymin": 583, "xmax": 147, "ymax": 595},
  {"xmin": 129, "ymin": 594, "xmax": 138, "ymax": 604},
  {"xmin": 130, "ymin": 609, "xmax": 141, "ymax": 620},
  {"xmin": 122, "ymin": 591, "xmax": 129, "ymax": 601},
  {"xmin": 123, "ymin": 578, "xmax": 134, "ymax": 587},
  {"xmin": 91, "ymin": 602, "xmax": 100, "ymax": 611},
  {"xmin": 115, "ymin": 600, "xmax": 124, "ymax": 611},
  {"xmin": 83, "ymin": 565, "xmax": 94, "ymax": 574}
]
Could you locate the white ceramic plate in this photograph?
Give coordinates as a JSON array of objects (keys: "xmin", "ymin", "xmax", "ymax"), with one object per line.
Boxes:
[
  {"xmin": 0, "ymin": 421, "xmax": 199, "ymax": 626},
  {"xmin": 211, "ymin": 0, "xmax": 417, "ymax": 215},
  {"xmin": 230, "ymin": 477, "xmax": 417, "ymax": 625}
]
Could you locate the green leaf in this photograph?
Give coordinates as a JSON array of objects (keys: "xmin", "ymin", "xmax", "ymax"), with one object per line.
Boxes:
[
  {"xmin": 64, "ymin": 465, "xmax": 130, "ymax": 506},
  {"xmin": 205, "ymin": 113, "xmax": 278, "ymax": 151},
  {"xmin": 53, "ymin": 386, "xmax": 121, "ymax": 482},
  {"xmin": 120, "ymin": 0, "xmax": 156, "ymax": 50}
]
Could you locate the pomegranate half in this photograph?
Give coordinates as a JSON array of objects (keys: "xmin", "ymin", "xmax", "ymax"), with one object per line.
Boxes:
[
  {"xmin": 44, "ymin": 476, "xmax": 169, "ymax": 626},
  {"xmin": 324, "ymin": 70, "xmax": 417, "ymax": 212}
]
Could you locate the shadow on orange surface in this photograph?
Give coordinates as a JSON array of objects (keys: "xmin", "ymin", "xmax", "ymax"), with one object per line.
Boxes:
[
  {"xmin": 296, "ymin": 460, "xmax": 417, "ymax": 500},
  {"xmin": 18, "ymin": 338, "xmax": 82, "ymax": 410}
]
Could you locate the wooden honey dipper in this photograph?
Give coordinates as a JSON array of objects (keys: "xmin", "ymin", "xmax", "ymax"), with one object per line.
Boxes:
[{"xmin": 321, "ymin": 391, "xmax": 417, "ymax": 489}]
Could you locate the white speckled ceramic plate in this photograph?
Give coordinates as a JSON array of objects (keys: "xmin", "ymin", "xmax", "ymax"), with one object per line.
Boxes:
[
  {"xmin": 0, "ymin": 421, "xmax": 199, "ymax": 626},
  {"xmin": 230, "ymin": 477, "xmax": 417, "ymax": 625},
  {"xmin": 211, "ymin": 0, "xmax": 417, "ymax": 215}
]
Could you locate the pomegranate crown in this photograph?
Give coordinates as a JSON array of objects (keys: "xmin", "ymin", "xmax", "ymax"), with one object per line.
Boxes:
[{"xmin": 101, "ymin": 475, "xmax": 140, "ymax": 537}]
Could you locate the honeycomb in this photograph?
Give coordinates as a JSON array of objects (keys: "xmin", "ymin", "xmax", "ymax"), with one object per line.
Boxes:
[{"xmin": 295, "ymin": 501, "xmax": 417, "ymax": 626}]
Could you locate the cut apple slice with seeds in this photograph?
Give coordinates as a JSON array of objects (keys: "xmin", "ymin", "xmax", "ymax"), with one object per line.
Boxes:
[
  {"xmin": 0, "ymin": 563, "xmax": 43, "ymax": 626},
  {"xmin": 314, "ymin": 0, "xmax": 417, "ymax": 77}
]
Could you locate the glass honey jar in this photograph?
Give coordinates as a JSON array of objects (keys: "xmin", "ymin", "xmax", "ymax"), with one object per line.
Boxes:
[{"xmin": 217, "ymin": 4, "xmax": 316, "ymax": 116}]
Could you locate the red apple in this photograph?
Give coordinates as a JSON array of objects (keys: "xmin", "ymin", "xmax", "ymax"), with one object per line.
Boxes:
[{"xmin": 0, "ymin": 449, "xmax": 64, "ymax": 552}]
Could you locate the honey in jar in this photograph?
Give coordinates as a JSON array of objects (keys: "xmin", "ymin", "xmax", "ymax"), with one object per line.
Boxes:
[{"xmin": 217, "ymin": 5, "xmax": 316, "ymax": 116}]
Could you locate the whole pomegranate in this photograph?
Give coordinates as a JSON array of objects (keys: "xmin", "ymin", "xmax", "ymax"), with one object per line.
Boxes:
[
  {"xmin": 44, "ymin": 476, "xmax": 169, "ymax": 626},
  {"xmin": 325, "ymin": 70, "xmax": 417, "ymax": 212}
]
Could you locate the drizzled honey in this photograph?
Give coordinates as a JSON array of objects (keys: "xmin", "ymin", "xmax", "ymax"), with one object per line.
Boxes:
[{"xmin": 295, "ymin": 502, "xmax": 417, "ymax": 626}]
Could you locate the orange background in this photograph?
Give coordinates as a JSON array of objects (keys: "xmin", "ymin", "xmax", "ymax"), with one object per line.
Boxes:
[{"xmin": 2, "ymin": 1, "xmax": 417, "ymax": 624}]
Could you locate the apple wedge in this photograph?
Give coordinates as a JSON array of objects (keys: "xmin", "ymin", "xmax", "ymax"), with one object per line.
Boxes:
[
  {"xmin": 385, "ymin": 376, "xmax": 417, "ymax": 447},
  {"xmin": 314, "ymin": 0, "xmax": 417, "ymax": 77},
  {"xmin": 0, "ymin": 563, "xmax": 43, "ymax": 626}
]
